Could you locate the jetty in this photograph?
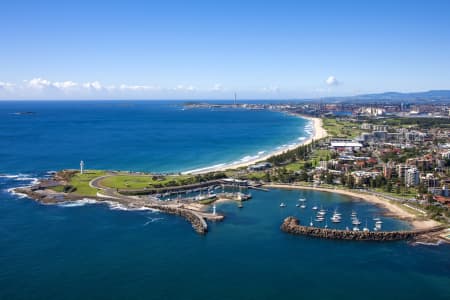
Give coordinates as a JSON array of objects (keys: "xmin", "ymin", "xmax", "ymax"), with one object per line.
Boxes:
[{"xmin": 281, "ymin": 217, "xmax": 447, "ymax": 242}]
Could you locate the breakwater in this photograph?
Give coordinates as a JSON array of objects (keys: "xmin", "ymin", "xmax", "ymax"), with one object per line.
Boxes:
[{"xmin": 281, "ymin": 217, "xmax": 446, "ymax": 241}]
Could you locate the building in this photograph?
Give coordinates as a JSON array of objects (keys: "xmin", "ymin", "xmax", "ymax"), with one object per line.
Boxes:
[
  {"xmin": 405, "ymin": 168, "xmax": 420, "ymax": 187},
  {"xmin": 396, "ymin": 164, "xmax": 409, "ymax": 180},
  {"xmin": 247, "ymin": 162, "xmax": 272, "ymax": 172},
  {"xmin": 330, "ymin": 142, "xmax": 362, "ymax": 151}
]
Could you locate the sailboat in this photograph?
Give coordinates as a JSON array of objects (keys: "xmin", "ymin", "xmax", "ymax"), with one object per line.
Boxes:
[
  {"xmin": 310, "ymin": 217, "xmax": 314, "ymax": 227},
  {"xmin": 280, "ymin": 202, "xmax": 287, "ymax": 208},
  {"xmin": 363, "ymin": 219, "xmax": 369, "ymax": 232}
]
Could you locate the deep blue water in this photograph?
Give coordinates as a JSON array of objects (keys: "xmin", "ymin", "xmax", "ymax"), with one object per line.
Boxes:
[
  {"xmin": 0, "ymin": 101, "xmax": 308, "ymax": 174},
  {"xmin": 0, "ymin": 101, "xmax": 449, "ymax": 300}
]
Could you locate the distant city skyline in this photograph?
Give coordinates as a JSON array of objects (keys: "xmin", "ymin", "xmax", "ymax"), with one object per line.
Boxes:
[{"xmin": 1, "ymin": 0, "xmax": 449, "ymax": 100}]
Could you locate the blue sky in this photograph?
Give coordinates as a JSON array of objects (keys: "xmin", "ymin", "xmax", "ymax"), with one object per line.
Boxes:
[{"xmin": 1, "ymin": 0, "xmax": 449, "ymax": 99}]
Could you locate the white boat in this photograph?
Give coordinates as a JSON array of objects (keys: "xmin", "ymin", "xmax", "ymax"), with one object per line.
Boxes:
[
  {"xmin": 312, "ymin": 206, "xmax": 318, "ymax": 210},
  {"xmin": 352, "ymin": 218, "xmax": 361, "ymax": 225},
  {"xmin": 375, "ymin": 220, "xmax": 382, "ymax": 230},
  {"xmin": 331, "ymin": 216, "xmax": 341, "ymax": 223},
  {"xmin": 280, "ymin": 202, "xmax": 286, "ymax": 208},
  {"xmin": 353, "ymin": 226, "xmax": 360, "ymax": 231},
  {"xmin": 299, "ymin": 198, "xmax": 306, "ymax": 202},
  {"xmin": 295, "ymin": 203, "xmax": 300, "ymax": 207},
  {"xmin": 309, "ymin": 217, "xmax": 313, "ymax": 227},
  {"xmin": 300, "ymin": 204, "xmax": 306, "ymax": 209},
  {"xmin": 324, "ymin": 221, "xmax": 328, "ymax": 229},
  {"xmin": 373, "ymin": 217, "xmax": 381, "ymax": 221},
  {"xmin": 363, "ymin": 220, "xmax": 369, "ymax": 232},
  {"xmin": 318, "ymin": 208, "xmax": 326, "ymax": 215}
]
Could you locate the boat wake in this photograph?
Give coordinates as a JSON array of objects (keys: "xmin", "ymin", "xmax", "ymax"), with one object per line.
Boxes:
[{"xmin": 143, "ymin": 216, "xmax": 164, "ymax": 226}]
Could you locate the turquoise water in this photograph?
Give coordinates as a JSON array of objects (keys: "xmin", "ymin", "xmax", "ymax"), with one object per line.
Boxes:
[{"xmin": 0, "ymin": 101, "xmax": 449, "ymax": 299}]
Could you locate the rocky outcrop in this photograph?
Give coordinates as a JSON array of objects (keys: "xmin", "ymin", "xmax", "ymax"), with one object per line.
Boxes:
[
  {"xmin": 14, "ymin": 187, "xmax": 211, "ymax": 235},
  {"xmin": 281, "ymin": 217, "xmax": 445, "ymax": 241}
]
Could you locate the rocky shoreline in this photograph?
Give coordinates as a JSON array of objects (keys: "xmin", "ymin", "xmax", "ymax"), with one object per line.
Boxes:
[
  {"xmin": 281, "ymin": 216, "xmax": 447, "ymax": 242},
  {"xmin": 14, "ymin": 185, "xmax": 217, "ymax": 235}
]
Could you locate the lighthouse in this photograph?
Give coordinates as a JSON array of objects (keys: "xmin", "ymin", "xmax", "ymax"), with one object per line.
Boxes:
[{"xmin": 80, "ymin": 160, "xmax": 84, "ymax": 174}]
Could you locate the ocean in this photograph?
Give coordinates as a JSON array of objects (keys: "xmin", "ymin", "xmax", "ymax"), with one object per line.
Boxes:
[{"xmin": 0, "ymin": 101, "xmax": 449, "ymax": 300}]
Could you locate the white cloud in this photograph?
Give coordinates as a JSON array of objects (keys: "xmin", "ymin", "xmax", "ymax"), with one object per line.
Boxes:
[
  {"xmin": 27, "ymin": 78, "xmax": 52, "ymax": 89},
  {"xmin": 119, "ymin": 84, "xmax": 159, "ymax": 91},
  {"xmin": 0, "ymin": 81, "xmax": 15, "ymax": 89},
  {"xmin": 262, "ymin": 85, "xmax": 280, "ymax": 93},
  {"xmin": 211, "ymin": 83, "xmax": 224, "ymax": 92},
  {"xmin": 326, "ymin": 76, "xmax": 339, "ymax": 86},
  {"xmin": 82, "ymin": 81, "xmax": 103, "ymax": 90},
  {"xmin": 53, "ymin": 81, "xmax": 78, "ymax": 89},
  {"xmin": 174, "ymin": 85, "xmax": 197, "ymax": 92}
]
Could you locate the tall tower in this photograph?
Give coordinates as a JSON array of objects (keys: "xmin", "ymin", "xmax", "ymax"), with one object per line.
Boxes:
[
  {"xmin": 234, "ymin": 92, "xmax": 237, "ymax": 106},
  {"xmin": 80, "ymin": 160, "xmax": 84, "ymax": 174}
]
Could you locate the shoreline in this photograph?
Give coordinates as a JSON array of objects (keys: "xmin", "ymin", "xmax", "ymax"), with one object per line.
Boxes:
[
  {"xmin": 263, "ymin": 183, "xmax": 442, "ymax": 230},
  {"xmin": 183, "ymin": 115, "xmax": 327, "ymax": 174}
]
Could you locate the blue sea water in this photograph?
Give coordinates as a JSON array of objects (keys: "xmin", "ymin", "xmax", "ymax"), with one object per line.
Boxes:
[{"xmin": 0, "ymin": 101, "xmax": 449, "ymax": 300}]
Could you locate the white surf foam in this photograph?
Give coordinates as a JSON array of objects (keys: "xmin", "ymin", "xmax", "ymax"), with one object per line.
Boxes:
[
  {"xmin": 6, "ymin": 187, "xmax": 28, "ymax": 199},
  {"xmin": 57, "ymin": 198, "xmax": 100, "ymax": 207}
]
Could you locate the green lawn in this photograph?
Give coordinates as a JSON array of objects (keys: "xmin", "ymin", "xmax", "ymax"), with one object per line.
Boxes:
[
  {"xmin": 69, "ymin": 170, "xmax": 106, "ymax": 196},
  {"xmin": 285, "ymin": 162, "xmax": 305, "ymax": 171},
  {"xmin": 99, "ymin": 174, "xmax": 193, "ymax": 189},
  {"xmin": 323, "ymin": 118, "xmax": 361, "ymax": 138}
]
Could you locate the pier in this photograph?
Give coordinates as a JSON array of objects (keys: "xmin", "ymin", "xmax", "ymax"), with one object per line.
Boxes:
[{"xmin": 281, "ymin": 217, "xmax": 447, "ymax": 242}]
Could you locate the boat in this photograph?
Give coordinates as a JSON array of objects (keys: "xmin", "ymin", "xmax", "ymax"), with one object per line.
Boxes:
[
  {"xmin": 363, "ymin": 220, "xmax": 369, "ymax": 232},
  {"xmin": 331, "ymin": 216, "xmax": 341, "ymax": 223},
  {"xmin": 352, "ymin": 218, "xmax": 361, "ymax": 225},
  {"xmin": 312, "ymin": 205, "xmax": 318, "ymax": 210},
  {"xmin": 280, "ymin": 202, "xmax": 286, "ymax": 208},
  {"xmin": 353, "ymin": 226, "xmax": 360, "ymax": 231},
  {"xmin": 299, "ymin": 198, "xmax": 306, "ymax": 202},
  {"xmin": 324, "ymin": 221, "xmax": 328, "ymax": 229},
  {"xmin": 309, "ymin": 217, "xmax": 313, "ymax": 227},
  {"xmin": 375, "ymin": 220, "xmax": 383, "ymax": 230},
  {"xmin": 238, "ymin": 202, "xmax": 243, "ymax": 208},
  {"xmin": 295, "ymin": 203, "xmax": 300, "ymax": 207},
  {"xmin": 300, "ymin": 204, "xmax": 306, "ymax": 209},
  {"xmin": 315, "ymin": 218, "xmax": 324, "ymax": 222}
]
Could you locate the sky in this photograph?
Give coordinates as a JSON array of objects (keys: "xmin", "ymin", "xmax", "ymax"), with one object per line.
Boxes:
[{"xmin": 0, "ymin": 0, "xmax": 449, "ymax": 100}]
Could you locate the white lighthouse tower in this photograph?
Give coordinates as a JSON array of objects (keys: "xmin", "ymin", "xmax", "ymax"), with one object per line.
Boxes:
[{"xmin": 80, "ymin": 160, "xmax": 84, "ymax": 174}]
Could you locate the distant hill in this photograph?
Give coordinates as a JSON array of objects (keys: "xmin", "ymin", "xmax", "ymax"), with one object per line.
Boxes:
[{"xmin": 324, "ymin": 90, "xmax": 450, "ymax": 103}]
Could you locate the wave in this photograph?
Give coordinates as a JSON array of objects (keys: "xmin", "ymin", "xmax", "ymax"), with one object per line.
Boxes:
[
  {"xmin": 414, "ymin": 241, "xmax": 444, "ymax": 246},
  {"xmin": 143, "ymin": 216, "xmax": 164, "ymax": 226},
  {"xmin": 57, "ymin": 198, "xmax": 159, "ymax": 212},
  {"xmin": 6, "ymin": 187, "xmax": 28, "ymax": 199},
  {"xmin": 0, "ymin": 173, "xmax": 40, "ymax": 186},
  {"xmin": 57, "ymin": 198, "xmax": 100, "ymax": 207}
]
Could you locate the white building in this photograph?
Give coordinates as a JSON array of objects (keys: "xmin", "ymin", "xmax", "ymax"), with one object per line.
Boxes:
[{"xmin": 405, "ymin": 168, "xmax": 420, "ymax": 187}]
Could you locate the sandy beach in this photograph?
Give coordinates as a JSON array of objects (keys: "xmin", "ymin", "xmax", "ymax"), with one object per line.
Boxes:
[
  {"xmin": 263, "ymin": 183, "xmax": 441, "ymax": 230},
  {"xmin": 184, "ymin": 115, "xmax": 328, "ymax": 174}
]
